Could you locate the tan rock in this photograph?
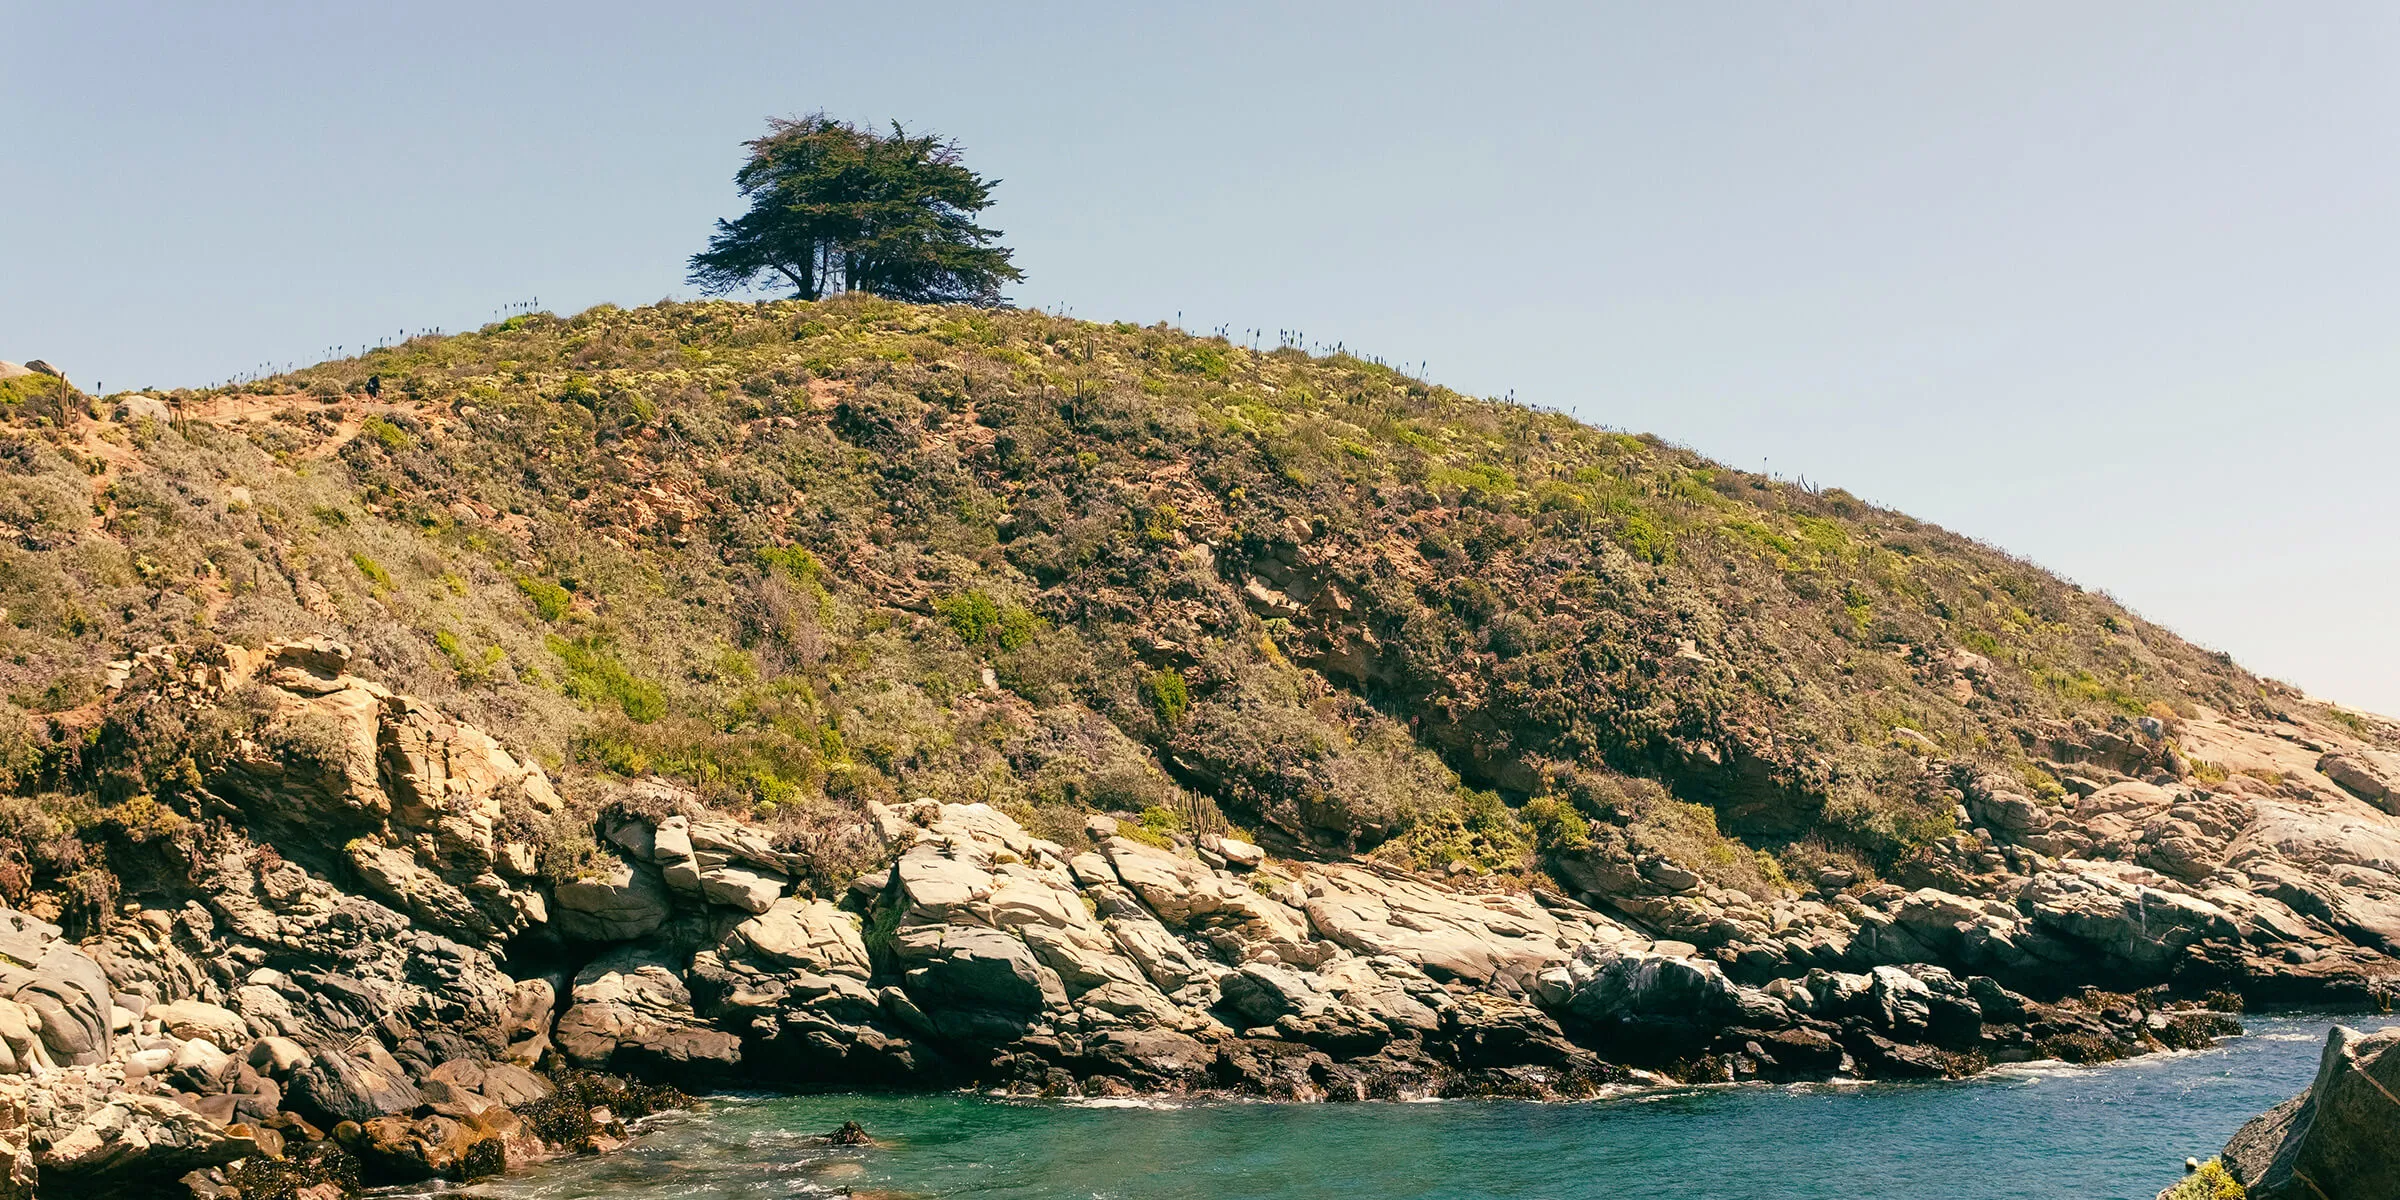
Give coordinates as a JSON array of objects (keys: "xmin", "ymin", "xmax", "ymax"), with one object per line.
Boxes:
[
  {"xmin": 148, "ymin": 1001, "xmax": 246, "ymax": 1050},
  {"xmin": 1300, "ymin": 865, "xmax": 1576, "ymax": 990},
  {"xmin": 724, "ymin": 899, "xmax": 871, "ymax": 978},
  {"xmin": 552, "ymin": 855, "xmax": 670, "ymax": 941}
]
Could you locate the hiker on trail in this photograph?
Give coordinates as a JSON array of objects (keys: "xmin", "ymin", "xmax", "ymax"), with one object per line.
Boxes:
[{"xmin": 364, "ymin": 374, "xmax": 381, "ymax": 398}]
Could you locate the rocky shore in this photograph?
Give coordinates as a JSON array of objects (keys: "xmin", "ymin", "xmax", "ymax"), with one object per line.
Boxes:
[{"xmin": 0, "ymin": 635, "xmax": 2392, "ymax": 1194}]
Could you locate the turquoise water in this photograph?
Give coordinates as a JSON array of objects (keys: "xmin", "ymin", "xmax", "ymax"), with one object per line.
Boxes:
[{"xmin": 446, "ymin": 1014, "xmax": 2395, "ymax": 1200}]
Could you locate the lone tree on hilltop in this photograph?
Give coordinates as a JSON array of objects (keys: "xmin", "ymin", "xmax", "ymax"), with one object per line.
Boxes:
[{"xmin": 688, "ymin": 114, "xmax": 1022, "ymax": 305}]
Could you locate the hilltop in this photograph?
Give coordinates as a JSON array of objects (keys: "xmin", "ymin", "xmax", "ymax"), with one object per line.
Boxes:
[{"xmin": 0, "ymin": 299, "xmax": 2395, "ymax": 1191}]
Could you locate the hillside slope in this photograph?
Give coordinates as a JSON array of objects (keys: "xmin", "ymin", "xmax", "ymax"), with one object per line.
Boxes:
[
  {"xmin": 0, "ymin": 298, "xmax": 2395, "ymax": 1190},
  {"xmin": 4, "ymin": 298, "xmax": 2388, "ymax": 878}
]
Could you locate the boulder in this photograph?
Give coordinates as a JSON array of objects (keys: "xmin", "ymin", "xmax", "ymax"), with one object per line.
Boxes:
[
  {"xmin": 1555, "ymin": 945, "xmax": 1785, "ymax": 1055},
  {"xmin": 148, "ymin": 1001, "xmax": 247, "ymax": 1051},
  {"xmin": 2223, "ymin": 1024, "xmax": 2400, "ymax": 1200},
  {"xmin": 246, "ymin": 1036, "xmax": 309, "ymax": 1078},
  {"xmin": 1102, "ymin": 837, "xmax": 1322, "ymax": 965},
  {"xmin": 30, "ymin": 1089, "xmax": 257, "ymax": 1194},
  {"xmin": 345, "ymin": 1110, "xmax": 514, "ymax": 1183},
  {"xmin": 115, "ymin": 395, "xmax": 172, "ymax": 423},
  {"xmin": 0, "ymin": 914, "xmax": 114, "ymax": 1069},
  {"xmin": 1201, "ymin": 835, "xmax": 1266, "ymax": 871},
  {"xmin": 422, "ymin": 1058, "xmax": 552, "ymax": 1111},
  {"xmin": 167, "ymin": 1039, "xmax": 235, "ymax": 1093},
  {"xmin": 1300, "ymin": 864, "xmax": 1569, "ymax": 990},
  {"xmin": 551, "ymin": 855, "xmax": 671, "ymax": 942},
  {"xmin": 555, "ymin": 945, "xmax": 741, "ymax": 1086},
  {"xmin": 2318, "ymin": 751, "xmax": 2400, "ymax": 813},
  {"xmin": 896, "ymin": 925, "xmax": 1066, "ymax": 1041},
  {"xmin": 1866, "ymin": 966, "xmax": 1933, "ymax": 1038},
  {"xmin": 698, "ymin": 861, "xmax": 787, "ymax": 914},
  {"xmin": 723, "ymin": 898, "xmax": 872, "ymax": 978},
  {"xmin": 284, "ymin": 1045, "xmax": 423, "ymax": 1127},
  {"xmin": 2022, "ymin": 869, "xmax": 2239, "ymax": 977},
  {"xmin": 498, "ymin": 979, "xmax": 555, "ymax": 1066}
]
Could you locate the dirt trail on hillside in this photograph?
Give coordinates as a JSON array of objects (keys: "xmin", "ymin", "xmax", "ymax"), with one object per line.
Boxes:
[{"xmin": 70, "ymin": 390, "xmax": 417, "ymax": 486}]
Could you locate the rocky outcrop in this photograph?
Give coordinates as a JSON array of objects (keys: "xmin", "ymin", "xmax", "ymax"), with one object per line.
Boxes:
[
  {"xmin": 2222, "ymin": 1024, "xmax": 2400, "ymax": 1200},
  {"xmin": 128, "ymin": 638, "xmax": 558, "ymax": 946},
  {"xmin": 0, "ymin": 910, "xmax": 114, "ymax": 1071},
  {"xmin": 1533, "ymin": 705, "xmax": 2400, "ymax": 1014},
  {"xmin": 555, "ymin": 945, "xmax": 742, "ymax": 1086},
  {"xmin": 0, "ymin": 638, "xmax": 2341, "ymax": 1192}
]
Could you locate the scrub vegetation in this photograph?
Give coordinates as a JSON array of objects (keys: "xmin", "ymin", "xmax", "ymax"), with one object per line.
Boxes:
[{"xmin": 0, "ymin": 296, "xmax": 2321, "ymax": 906}]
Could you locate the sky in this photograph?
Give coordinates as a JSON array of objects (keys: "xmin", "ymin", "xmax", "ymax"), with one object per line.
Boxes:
[{"xmin": 6, "ymin": 2, "xmax": 2397, "ymax": 713}]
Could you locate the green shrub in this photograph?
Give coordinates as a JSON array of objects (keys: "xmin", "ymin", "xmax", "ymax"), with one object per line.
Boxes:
[
  {"xmin": 573, "ymin": 717, "xmax": 820, "ymax": 808},
  {"xmin": 2158, "ymin": 1160, "xmax": 2243, "ymax": 1200},
  {"xmin": 1165, "ymin": 344, "xmax": 1232, "ymax": 380},
  {"xmin": 516, "ymin": 576, "xmax": 573, "ymax": 621},
  {"xmin": 1521, "ymin": 795, "xmax": 1591, "ymax": 852},
  {"xmin": 546, "ymin": 635, "xmax": 664, "ymax": 722},
  {"xmin": 1120, "ymin": 804, "xmax": 1183, "ymax": 848},
  {"xmin": 934, "ymin": 589, "xmax": 1001, "ymax": 643},
  {"xmin": 1616, "ymin": 512, "xmax": 1672, "ymax": 564},
  {"xmin": 932, "ymin": 587, "xmax": 1041, "ymax": 651},
  {"xmin": 1400, "ymin": 788, "xmax": 1528, "ymax": 873},
  {"xmin": 1143, "ymin": 669, "xmax": 1189, "ymax": 724},
  {"xmin": 350, "ymin": 553, "xmax": 391, "ymax": 589},
  {"xmin": 755, "ymin": 544, "xmax": 823, "ymax": 582},
  {"xmin": 1136, "ymin": 502, "xmax": 1182, "ymax": 546},
  {"xmin": 360, "ymin": 414, "xmax": 413, "ymax": 452}
]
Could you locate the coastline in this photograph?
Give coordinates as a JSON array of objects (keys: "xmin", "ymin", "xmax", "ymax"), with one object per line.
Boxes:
[
  {"xmin": 439, "ymin": 1013, "xmax": 2400, "ymax": 1200},
  {"xmin": 0, "ymin": 639, "xmax": 2387, "ymax": 1195}
]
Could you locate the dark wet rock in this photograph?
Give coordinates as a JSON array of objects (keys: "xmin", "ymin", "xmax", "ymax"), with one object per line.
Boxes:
[{"xmin": 285, "ymin": 1047, "xmax": 423, "ymax": 1128}]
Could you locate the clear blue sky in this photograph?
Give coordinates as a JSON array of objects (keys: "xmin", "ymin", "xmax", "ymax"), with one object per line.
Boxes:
[{"xmin": 8, "ymin": 2, "xmax": 2398, "ymax": 713}]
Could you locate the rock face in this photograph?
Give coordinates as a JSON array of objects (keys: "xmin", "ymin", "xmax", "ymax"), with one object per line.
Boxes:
[
  {"xmin": 0, "ymin": 911, "xmax": 114, "ymax": 1071},
  {"xmin": 2222, "ymin": 1024, "xmax": 2400, "ymax": 1200}
]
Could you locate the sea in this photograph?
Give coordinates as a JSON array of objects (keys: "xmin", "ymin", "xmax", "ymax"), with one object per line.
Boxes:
[{"xmin": 412, "ymin": 1012, "xmax": 2394, "ymax": 1200}]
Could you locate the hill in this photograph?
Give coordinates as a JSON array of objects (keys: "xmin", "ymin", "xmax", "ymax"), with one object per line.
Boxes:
[
  {"xmin": 2, "ymin": 298, "xmax": 2387, "ymax": 890},
  {"xmin": 0, "ymin": 298, "xmax": 2396, "ymax": 1191}
]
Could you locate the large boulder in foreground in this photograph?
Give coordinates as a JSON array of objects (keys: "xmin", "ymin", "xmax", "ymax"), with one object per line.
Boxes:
[{"xmin": 2223, "ymin": 1024, "xmax": 2400, "ymax": 1200}]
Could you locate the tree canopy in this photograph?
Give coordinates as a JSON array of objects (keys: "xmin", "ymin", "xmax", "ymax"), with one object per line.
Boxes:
[{"xmin": 687, "ymin": 114, "xmax": 1023, "ymax": 306}]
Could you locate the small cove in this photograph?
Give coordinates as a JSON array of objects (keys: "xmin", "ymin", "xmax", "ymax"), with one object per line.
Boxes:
[{"xmin": 419, "ymin": 1013, "xmax": 2394, "ymax": 1200}]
